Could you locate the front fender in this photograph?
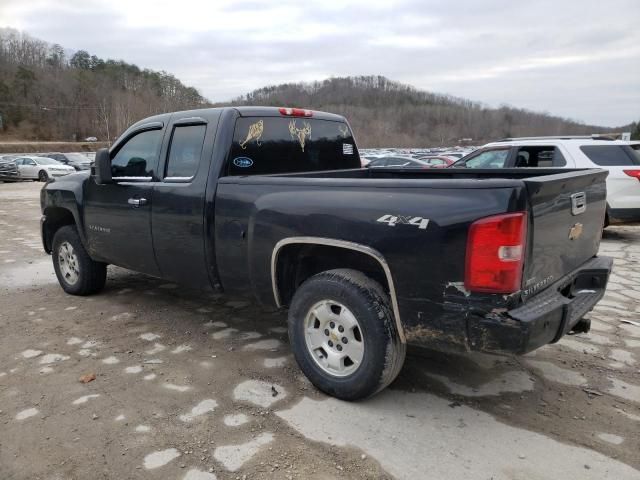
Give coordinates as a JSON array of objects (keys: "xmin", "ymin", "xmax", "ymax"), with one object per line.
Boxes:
[{"xmin": 40, "ymin": 173, "xmax": 90, "ymax": 253}]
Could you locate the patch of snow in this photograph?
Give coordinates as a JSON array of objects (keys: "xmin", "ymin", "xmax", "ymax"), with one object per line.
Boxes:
[
  {"xmin": 39, "ymin": 353, "xmax": 70, "ymax": 365},
  {"xmin": 143, "ymin": 448, "xmax": 181, "ymax": 470},
  {"xmin": 139, "ymin": 333, "xmax": 161, "ymax": 341},
  {"xmin": 16, "ymin": 407, "xmax": 39, "ymax": 420},
  {"xmin": 179, "ymin": 399, "xmax": 218, "ymax": 422},
  {"xmin": 243, "ymin": 339, "xmax": 281, "ymax": 351},
  {"xmin": 20, "ymin": 349, "xmax": 42, "ymax": 359},
  {"xmin": 223, "ymin": 413, "xmax": 249, "ymax": 427},
  {"xmin": 72, "ymin": 394, "xmax": 100, "ymax": 405},
  {"xmin": 213, "ymin": 432, "xmax": 273, "ymax": 471},
  {"xmin": 233, "ymin": 380, "xmax": 286, "ymax": 407}
]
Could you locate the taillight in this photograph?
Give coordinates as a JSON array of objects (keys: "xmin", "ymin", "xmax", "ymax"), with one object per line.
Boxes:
[
  {"xmin": 278, "ymin": 107, "xmax": 313, "ymax": 117},
  {"xmin": 623, "ymin": 170, "xmax": 640, "ymax": 181},
  {"xmin": 465, "ymin": 212, "xmax": 527, "ymax": 293}
]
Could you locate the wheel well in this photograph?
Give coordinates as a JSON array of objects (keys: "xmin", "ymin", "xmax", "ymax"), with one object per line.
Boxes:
[
  {"xmin": 274, "ymin": 244, "xmax": 390, "ymax": 307},
  {"xmin": 43, "ymin": 207, "xmax": 75, "ymax": 253}
]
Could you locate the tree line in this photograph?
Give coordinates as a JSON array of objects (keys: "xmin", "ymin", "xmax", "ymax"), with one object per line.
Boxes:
[
  {"xmin": 227, "ymin": 76, "xmax": 636, "ymax": 147},
  {"xmin": 0, "ymin": 29, "xmax": 636, "ymax": 146},
  {"xmin": 0, "ymin": 28, "xmax": 206, "ymax": 142}
]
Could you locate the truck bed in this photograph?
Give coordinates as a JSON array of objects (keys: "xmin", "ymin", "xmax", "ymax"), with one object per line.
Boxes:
[{"xmin": 268, "ymin": 166, "xmax": 597, "ymax": 181}]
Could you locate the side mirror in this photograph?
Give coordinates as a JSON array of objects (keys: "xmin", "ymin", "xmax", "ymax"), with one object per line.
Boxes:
[{"xmin": 94, "ymin": 148, "xmax": 112, "ymax": 184}]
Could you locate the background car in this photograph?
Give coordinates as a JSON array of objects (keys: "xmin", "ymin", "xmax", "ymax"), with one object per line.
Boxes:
[
  {"xmin": 416, "ymin": 155, "xmax": 456, "ymax": 168},
  {"xmin": 366, "ymin": 156, "xmax": 431, "ymax": 168},
  {"xmin": 14, "ymin": 155, "xmax": 76, "ymax": 181},
  {"xmin": 452, "ymin": 136, "xmax": 640, "ymax": 224},
  {"xmin": 0, "ymin": 155, "xmax": 21, "ymax": 182},
  {"xmin": 37, "ymin": 152, "xmax": 93, "ymax": 171}
]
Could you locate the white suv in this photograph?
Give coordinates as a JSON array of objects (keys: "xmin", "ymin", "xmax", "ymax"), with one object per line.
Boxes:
[{"xmin": 454, "ymin": 136, "xmax": 640, "ymax": 224}]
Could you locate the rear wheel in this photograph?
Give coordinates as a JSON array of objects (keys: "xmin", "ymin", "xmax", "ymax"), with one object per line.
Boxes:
[
  {"xmin": 38, "ymin": 170, "xmax": 49, "ymax": 182},
  {"xmin": 52, "ymin": 225, "xmax": 107, "ymax": 295},
  {"xmin": 288, "ymin": 269, "xmax": 406, "ymax": 400}
]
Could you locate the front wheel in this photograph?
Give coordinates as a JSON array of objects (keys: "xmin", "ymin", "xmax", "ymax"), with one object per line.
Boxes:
[
  {"xmin": 52, "ymin": 225, "xmax": 107, "ymax": 295},
  {"xmin": 288, "ymin": 269, "xmax": 406, "ymax": 400},
  {"xmin": 38, "ymin": 170, "xmax": 49, "ymax": 182}
]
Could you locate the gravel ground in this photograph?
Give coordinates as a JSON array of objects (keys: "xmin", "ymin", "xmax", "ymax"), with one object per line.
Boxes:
[{"xmin": 0, "ymin": 181, "xmax": 639, "ymax": 480}]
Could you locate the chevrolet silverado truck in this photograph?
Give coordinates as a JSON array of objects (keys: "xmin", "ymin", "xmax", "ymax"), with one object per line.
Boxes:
[{"xmin": 40, "ymin": 107, "xmax": 612, "ymax": 400}]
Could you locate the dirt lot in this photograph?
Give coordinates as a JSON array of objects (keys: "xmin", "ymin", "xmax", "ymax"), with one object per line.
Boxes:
[{"xmin": 0, "ymin": 181, "xmax": 639, "ymax": 480}]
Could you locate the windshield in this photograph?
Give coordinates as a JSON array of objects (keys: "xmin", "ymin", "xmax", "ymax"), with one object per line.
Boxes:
[{"xmin": 35, "ymin": 158, "xmax": 62, "ymax": 165}]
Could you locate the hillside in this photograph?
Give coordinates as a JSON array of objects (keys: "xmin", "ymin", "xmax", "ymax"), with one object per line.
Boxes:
[
  {"xmin": 1, "ymin": 29, "xmax": 635, "ymax": 147},
  {"xmin": 226, "ymin": 76, "xmax": 625, "ymax": 147},
  {"xmin": 0, "ymin": 29, "xmax": 206, "ymax": 142}
]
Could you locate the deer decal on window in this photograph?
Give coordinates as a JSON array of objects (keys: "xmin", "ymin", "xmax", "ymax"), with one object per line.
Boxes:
[{"xmin": 289, "ymin": 120, "xmax": 312, "ymax": 152}]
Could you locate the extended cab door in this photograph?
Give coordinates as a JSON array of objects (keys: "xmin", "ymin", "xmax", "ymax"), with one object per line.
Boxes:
[
  {"xmin": 83, "ymin": 125, "xmax": 164, "ymax": 275},
  {"xmin": 150, "ymin": 112, "xmax": 219, "ymax": 288}
]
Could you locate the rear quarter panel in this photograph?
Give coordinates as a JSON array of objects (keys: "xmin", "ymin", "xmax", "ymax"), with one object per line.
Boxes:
[{"xmin": 214, "ymin": 178, "xmax": 526, "ymax": 351}]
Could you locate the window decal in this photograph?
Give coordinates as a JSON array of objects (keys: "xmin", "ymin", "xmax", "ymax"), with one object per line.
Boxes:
[
  {"xmin": 232, "ymin": 157, "xmax": 253, "ymax": 168},
  {"xmin": 289, "ymin": 120, "xmax": 312, "ymax": 152},
  {"xmin": 240, "ymin": 120, "xmax": 264, "ymax": 149},
  {"xmin": 339, "ymin": 124, "xmax": 349, "ymax": 138}
]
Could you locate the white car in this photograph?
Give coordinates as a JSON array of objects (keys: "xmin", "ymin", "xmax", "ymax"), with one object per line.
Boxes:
[
  {"xmin": 455, "ymin": 136, "xmax": 640, "ymax": 224},
  {"xmin": 14, "ymin": 155, "xmax": 76, "ymax": 182}
]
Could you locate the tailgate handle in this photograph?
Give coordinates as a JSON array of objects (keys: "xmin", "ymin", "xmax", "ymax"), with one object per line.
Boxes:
[{"xmin": 571, "ymin": 192, "xmax": 586, "ymax": 215}]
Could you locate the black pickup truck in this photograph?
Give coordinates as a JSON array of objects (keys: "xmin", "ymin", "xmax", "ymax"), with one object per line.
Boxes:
[{"xmin": 40, "ymin": 107, "xmax": 612, "ymax": 400}]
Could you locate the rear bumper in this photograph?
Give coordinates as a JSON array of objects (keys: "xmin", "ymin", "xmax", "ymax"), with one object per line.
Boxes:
[
  {"xmin": 467, "ymin": 256, "xmax": 612, "ymax": 355},
  {"xmin": 609, "ymin": 207, "xmax": 640, "ymax": 222}
]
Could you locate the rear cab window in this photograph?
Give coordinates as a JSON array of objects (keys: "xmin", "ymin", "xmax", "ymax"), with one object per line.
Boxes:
[
  {"xmin": 580, "ymin": 145, "xmax": 640, "ymax": 166},
  {"xmin": 165, "ymin": 124, "xmax": 207, "ymax": 179},
  {"xmin": 226, "ymin": 116, "xmax": 360, "ymax": 176}
]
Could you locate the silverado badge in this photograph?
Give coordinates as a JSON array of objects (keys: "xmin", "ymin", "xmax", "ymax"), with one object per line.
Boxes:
[{"xmin": 568, "ymin": 222, "xmax": 583, "ymax": 240}]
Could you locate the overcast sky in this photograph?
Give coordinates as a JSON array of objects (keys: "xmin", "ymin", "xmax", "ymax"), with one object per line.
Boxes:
[{"xmin": 2, "ymin": 0, "xmax": 639, "ymax": 126}]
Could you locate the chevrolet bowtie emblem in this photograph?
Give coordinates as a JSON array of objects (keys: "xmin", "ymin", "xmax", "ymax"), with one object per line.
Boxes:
[{"xmin": 569, "ymin": 223, "xmax": 583, "ymax": 240}]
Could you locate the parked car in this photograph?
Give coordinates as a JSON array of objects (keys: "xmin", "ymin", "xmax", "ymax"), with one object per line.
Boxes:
[
  {"xmin": 0, "ymin": 155, "xmax": 20, "ymax": 182},
  {"xmin": 41, "ymin": 107, "xmax": 611, "ymax": 400},
  {"xmin": 14, "ymin": 155, "xmax": 76, "ymax": 181},
  {"xmin": 416, "ymin": 155, "xmax": 456, "ymax": 168},
  {"xmin": 453, "ymin": 136, "xmax": 640, "ymax": 224},
  {"xmin": 37, "ymin": 152, "xmax": 93, "ymax": 171},
  {"xmin": 366, "ymin": 157, "xmax": 430, "ymax": 168},
  {"xmin": 440, "ymin": 152, "xmax": 465, "ymax": 160},
  {"xmin": 85, "ymin": 137, "xmax": 98, "ymax": 142}
]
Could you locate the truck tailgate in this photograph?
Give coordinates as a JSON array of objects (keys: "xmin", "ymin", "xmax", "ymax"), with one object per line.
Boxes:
[{"xmin": 521, "ymin": 169, "xmax": 608, "ymax": 298}]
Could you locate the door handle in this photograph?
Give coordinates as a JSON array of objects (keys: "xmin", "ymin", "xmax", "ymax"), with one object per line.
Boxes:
[{"xmin": 128, "ymin": 197, "xmax": 147, "ymax": 207}]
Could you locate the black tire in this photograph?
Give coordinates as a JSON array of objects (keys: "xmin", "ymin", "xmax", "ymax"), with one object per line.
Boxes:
[
  {"xmin": 52, "ymin": 225, "xmax": 107, "ymax": 295},
  {"xmin": 288, "ymin": 268, "xmax": 406, "ymax": 401},
  {"xmin": 38, "ymin": 170, "xmax": 49, "ymax": 182}
]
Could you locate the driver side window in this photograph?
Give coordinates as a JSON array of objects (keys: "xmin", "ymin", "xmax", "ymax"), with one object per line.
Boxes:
[{"xmin": 111, "ymin": 129, "xmax": 162, "ymax": 179}]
